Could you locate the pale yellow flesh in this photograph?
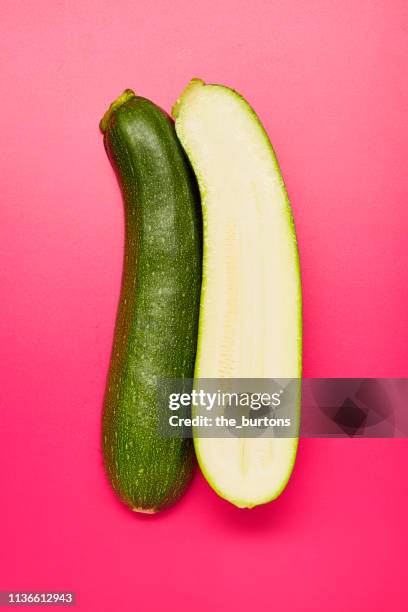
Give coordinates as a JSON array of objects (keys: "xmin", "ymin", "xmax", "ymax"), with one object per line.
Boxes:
[{"xmin": 173, "ymin": 80, "xmax": 302, "ymax": 508}]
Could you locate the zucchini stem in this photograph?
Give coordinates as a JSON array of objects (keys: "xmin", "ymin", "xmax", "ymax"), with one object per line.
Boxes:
[{"xmin": 100, "ymin": 89, "xmax": 135, "ymax": 133}]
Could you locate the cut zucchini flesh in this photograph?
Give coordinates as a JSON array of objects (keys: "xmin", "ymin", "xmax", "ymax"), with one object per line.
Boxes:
[{"xmin": 173, "ymin": 80, "xmax": 302, "ymax": 508}]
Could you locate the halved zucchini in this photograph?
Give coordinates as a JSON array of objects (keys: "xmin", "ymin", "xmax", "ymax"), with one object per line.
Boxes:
[{"xmin": 173, "ymin": 79, "xmax": 302, "ymax": 508}]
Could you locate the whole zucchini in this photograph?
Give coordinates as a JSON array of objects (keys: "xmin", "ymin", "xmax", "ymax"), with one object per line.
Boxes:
[{"xmin": 100, "ymin": 90, "xmax": 201, "ymax": 513}]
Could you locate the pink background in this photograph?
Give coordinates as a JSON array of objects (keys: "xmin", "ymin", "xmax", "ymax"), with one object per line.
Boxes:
[{"xmin": 1, "ymin": 1, "xmax": 407, "ymax": 610}]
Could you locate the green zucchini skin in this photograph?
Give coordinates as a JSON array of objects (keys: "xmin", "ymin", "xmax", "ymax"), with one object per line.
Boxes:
[{"xmin": 100, "ymin": 91, "xmax": 201, "ymax": 513}]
